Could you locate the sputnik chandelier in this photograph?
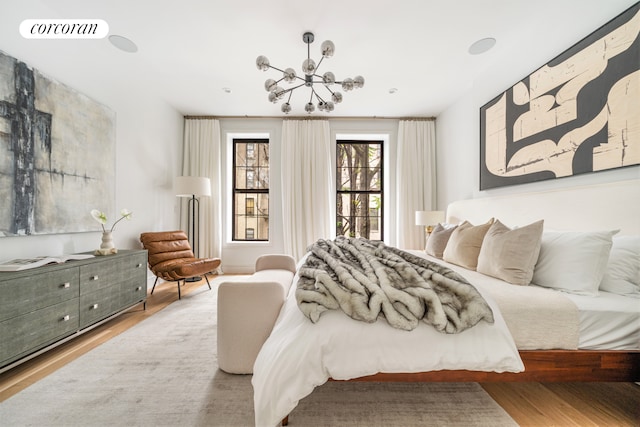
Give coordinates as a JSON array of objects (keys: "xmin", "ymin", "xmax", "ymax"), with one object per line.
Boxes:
[{"xmin": 256, "ymin": 32, "xmax": 364, "ymax": 114}]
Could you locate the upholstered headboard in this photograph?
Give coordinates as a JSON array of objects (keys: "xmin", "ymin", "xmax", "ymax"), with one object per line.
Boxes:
[{"xmin": 446, "ymin": 180, "xmax": 640, "ymax": 235}]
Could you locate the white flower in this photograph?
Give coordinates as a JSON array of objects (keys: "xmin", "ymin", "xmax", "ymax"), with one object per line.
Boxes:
[{"xmin": 90, "ymin": 208, "xmax": 133, "ymax": 232}]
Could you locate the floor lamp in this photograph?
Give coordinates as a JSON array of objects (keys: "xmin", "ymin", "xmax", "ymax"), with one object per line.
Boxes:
[{"xmin": 175, "ymin": 176, "xmax": 211, "ymax": 282}]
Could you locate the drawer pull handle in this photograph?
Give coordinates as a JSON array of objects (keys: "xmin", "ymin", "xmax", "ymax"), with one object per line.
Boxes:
[
  {"xmin": 136, "ymin": 263, "xmax": 143, "ymax": 268},
  {"xmin": 91, "ymin": 303, "xmax": 99, "ymax": 309},
  {"xmin": 136, "ymin": 286, "xmax": 142, "ymax": 291},
  {"xmin": 91, "ymin": 275, "xmax": 99, "ymax": 281},
  {"xmin": 62, "ymin": 315, "xmax": 70, "ymax": 321},
  {"xmin": 61, "ymin": 282, "xmax": 71, "ymax": 288}
]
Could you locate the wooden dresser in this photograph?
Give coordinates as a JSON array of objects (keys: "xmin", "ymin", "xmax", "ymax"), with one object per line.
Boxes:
[{"xmin": 0, "ymin": 249, "xmax": 147, "ymax": 372}]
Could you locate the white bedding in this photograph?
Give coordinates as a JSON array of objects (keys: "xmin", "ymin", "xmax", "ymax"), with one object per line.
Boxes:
[
  {"xmin": 252, "ymin": 267, "xmax": 524, "ymax": 427},
  {"xmin": 413, "ymin": 252, "xmax": 581, "ymax": 350},
  {"xmin": 416, "ymin": 252, "xmax": 639, "ymax": 350},
  {"xmin": 564, "ymin": 291, "xmax": 640, "ymax": 350},
  {"xmin": 420, "ymin": 251, "xmax": 640, "ymax": 350}
]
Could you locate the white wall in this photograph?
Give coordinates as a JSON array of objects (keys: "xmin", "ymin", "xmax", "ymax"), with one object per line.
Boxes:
[{"xmin": 436, "ymin": 0, "xmax": 640, "ymax": 209}]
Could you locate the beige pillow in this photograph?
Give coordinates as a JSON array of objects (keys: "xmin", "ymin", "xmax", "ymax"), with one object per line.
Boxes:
[
  {"xmin": 425, "ymin": 223, "xmax": 458, "ymax": 258},
  {"xmin": 442, "ymin": 219, "xmax": 493, "ymax": 270},
  {"xmin": 477, "ymin": 219, "xmax": 544, "ymax": 285}
]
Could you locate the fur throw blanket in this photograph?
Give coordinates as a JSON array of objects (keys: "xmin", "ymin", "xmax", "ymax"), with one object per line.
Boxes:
[{"xmin": 296, "ymin": 237, "xmax": 494, "ymax": 333}]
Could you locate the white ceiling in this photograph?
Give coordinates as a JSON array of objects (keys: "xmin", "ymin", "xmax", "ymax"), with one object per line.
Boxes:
[{"xmin": 1, "ymin": 0, "xmax": 637, "ymax": 118}]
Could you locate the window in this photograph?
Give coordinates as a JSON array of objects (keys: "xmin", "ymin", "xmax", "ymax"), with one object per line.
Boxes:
[
  {"xmin": 233, "ymin": 139, "xmax": 269, "ymax": 241},
  {"xmin": 336, "ymin": 140, "xmax": 383, "ymax": 240},
  {"xmin": 246, "ymin": 198, "xmax": 255, "ymax": 216}
]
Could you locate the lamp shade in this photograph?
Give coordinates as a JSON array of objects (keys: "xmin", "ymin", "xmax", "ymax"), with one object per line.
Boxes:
[
  {"xmin": 415, "ymin": 210, "xmax": 445, "ymax": 226},
  {"xmin": 174, "ymin": 176, "xmax": 211, "ymax": 197}
]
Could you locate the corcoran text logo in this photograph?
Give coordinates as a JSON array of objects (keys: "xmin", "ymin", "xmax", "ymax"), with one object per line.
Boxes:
[{"xmin": 20, "ymin": 19, "xmax": 109, "ymax": 39}]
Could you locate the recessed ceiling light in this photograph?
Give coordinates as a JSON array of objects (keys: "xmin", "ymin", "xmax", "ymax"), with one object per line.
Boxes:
[
  {"xmin": 468, "ymin": 37, "xmax": 496, "ymax": 55},
  {"xmin": 222, "ymin": 87, "xmax": 232, "ymax": 94},
  {"xmin": 109, "ymin": 35, "xmax": 138, "ymax": 53},
  {"xmin": 388, "ymin": 88, "xmax": 398, "ymax": 94}
]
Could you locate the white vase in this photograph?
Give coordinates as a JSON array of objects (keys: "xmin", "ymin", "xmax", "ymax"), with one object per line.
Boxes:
[
  {"xmin": 95, "ymin": 231, "xmax": 117, "ymax": 255},
  {"xmin": 101, "ymin": 231, "xmax": 114, "ymax": 249}
]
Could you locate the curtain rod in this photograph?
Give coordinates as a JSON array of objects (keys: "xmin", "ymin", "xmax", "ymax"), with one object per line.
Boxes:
[{"xmin": 184, "ymin": 115, "xmax": 435, "ymax": 121}]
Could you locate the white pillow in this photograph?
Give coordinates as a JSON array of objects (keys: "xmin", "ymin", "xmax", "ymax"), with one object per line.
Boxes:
[
  {"xmin": 531, "ymin": 230, "xmax": 619, "ymax": 296},
  {"xmin": 599, "ymin": 235, "xmax": 640, "ymax": 298}
]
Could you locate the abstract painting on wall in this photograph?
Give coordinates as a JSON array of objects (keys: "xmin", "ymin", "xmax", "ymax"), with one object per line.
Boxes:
[
  {"xmin": 0, "ymin": 50, "xmax": 115, "ymax": 236},
  {"xmin": 480, "ymin": 3, "xmax": 639, "ymax": 190}
]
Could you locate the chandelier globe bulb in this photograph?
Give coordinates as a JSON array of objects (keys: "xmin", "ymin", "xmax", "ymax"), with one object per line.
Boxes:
[
  {"xmin": 273, "ymin": 86, "xmax": 285, "ymax": 100},
  {"xmin": 281, "ymin": 103, "xmax": 292, "ymax": 114},
  {"xmin": 354, "ymin": 75, "xmax": 365, "ymax": 88},
  {"xmin": 264, "ymin": 78, "xmax": 277, "ymax": 92},
  {"xmin": 302, "ymin": 58, "xmax": 316, "ymax": 76},
  {"xmin": 341, "ymin": 78, "xmax": 354, "ymax": 91},
  {"xmin": 321, "ymin": 40, "xmax": 335, "ymax": 57},
  {"xmin": 256, "ymin": 55, "xmax": 270, "ymax": 71},
  {"xmin": 322, "ymin": 71, "xmax": 335, "ymax": 85},
  {"xmin": 331, "ymin": 92, "xmax": 343, "ymax": 103},
  {"xmin": 305, "ymin": 102, "xmax": 315, "ymax": 113},
  {"xmin": 283, "ymin": 68, "xmax": 297, "ymax": 83}
]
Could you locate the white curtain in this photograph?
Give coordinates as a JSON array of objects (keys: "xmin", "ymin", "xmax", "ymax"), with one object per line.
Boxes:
[
  {"xmin": 281, "ymin": 120, "xmax": 332, "ymax": 260},
  {"xmin": 181, "ymin": 118, "xmax": 222, "ymax": 260},
  {"xmin": 395, "ymin": 120, "xmax": 437, "ymax": 250}
]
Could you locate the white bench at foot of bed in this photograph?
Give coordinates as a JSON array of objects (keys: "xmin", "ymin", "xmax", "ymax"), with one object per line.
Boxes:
[{"xmin": 217, "ymin": 254, "xmax": 296, "ymax": 374}]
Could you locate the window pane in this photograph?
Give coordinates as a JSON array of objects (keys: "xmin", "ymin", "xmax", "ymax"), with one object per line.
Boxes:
[
  {"xmin": 235, "ymin": 144, "xmax": 247, "ymax": 167},
  {"xmin": 257, "ymin": 166, "xmax": 269, "ymax": 188},
  {"xmin": 336, "ymin": 192, "xmax": 382, "ymax": 240},
  {"xmin": 337, "ymin": 143, "xmax": 382, "ymax": 191},
  {"xmin": 246, "ymin": 198, "xmax": 255, "ymax": 216},
  {"xmin": 234, "ymin": 193, "xmax": 269, "ymax": 240}
]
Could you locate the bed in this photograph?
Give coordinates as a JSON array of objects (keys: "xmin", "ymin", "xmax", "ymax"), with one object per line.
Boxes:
[{"xmin": 251, "ymin": 179, "xmax": 640, "ymax": 427}]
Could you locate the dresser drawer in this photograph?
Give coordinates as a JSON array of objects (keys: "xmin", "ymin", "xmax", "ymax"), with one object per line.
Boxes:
[
  {"xmin": 0, "ymin": 298, "xmax": 79, "ymax": 366},
  {"xmin": 122, "ymin": 252, "xmax": 147, "ymax": 285},
  {"xmin": 80, "ymin": 252, "xmax": 147, "ymax": 294},
  {"xmin": 127, "ymin": 251, "xmax": 148, "ymax": 272},
  {"xmin": 0, "ymin": 268, "xmax": 79, "ymax": 322},
  {"xmin": 120, "ymin": 280, "xmax": 147, "ymax": 308},
  {"xmin": 79, "ymin": 285, "xmax": 122, "ymax": 329}
]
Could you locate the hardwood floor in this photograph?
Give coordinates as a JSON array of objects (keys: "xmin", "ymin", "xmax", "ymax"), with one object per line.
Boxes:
[
  {"xmin": 1, "ymin": 276, "xmax": 638, "ymax": 426},
  {"xmin": 481, "ymin": 382, "xmax": 639, "ymax": 426}
]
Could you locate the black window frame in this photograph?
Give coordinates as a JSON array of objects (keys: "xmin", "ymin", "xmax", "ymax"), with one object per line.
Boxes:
[
  {"xmin": 336, "ymin": 139, "xmax": 384, "ymax": 241},
  {"xmin": 232, "ymin": 138, "xmax": 269, "ymax": 241}
]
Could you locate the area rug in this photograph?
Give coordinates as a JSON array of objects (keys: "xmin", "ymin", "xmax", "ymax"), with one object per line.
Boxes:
[{"xmin": 0, "ymin": 276, "xmax": 518, "ymax": 427}]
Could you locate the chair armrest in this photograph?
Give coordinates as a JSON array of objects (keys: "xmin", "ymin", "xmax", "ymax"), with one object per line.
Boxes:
[
  {"xmin": 217, "ymin": 271, "xmax": 294, "ymax": 374},
  {"xmin": 255, "ymin": 254, "xmax": 296, "ymax": 273}
]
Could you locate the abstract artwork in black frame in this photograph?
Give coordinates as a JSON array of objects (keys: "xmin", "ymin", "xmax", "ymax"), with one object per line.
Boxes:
[{"xmin": 480, "ymin": 2, "xmax": 639, "ymax": 190}]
